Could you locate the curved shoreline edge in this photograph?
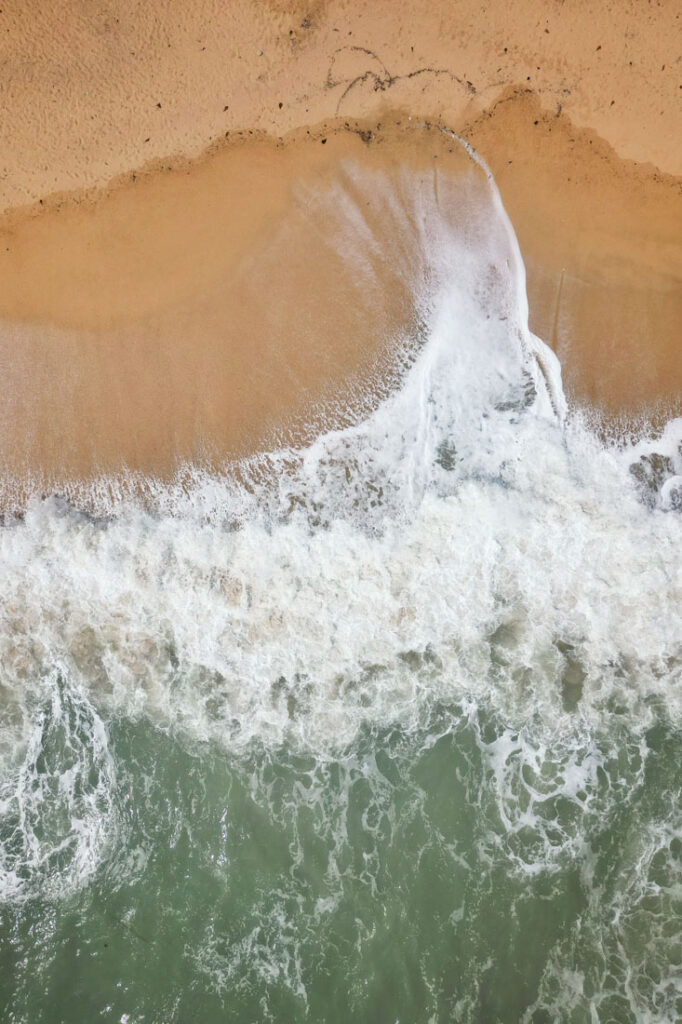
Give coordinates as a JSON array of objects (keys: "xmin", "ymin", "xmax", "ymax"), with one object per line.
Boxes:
[{"xmin": 0, "ymin": 0, "xmax": 680, "ymax": 491}]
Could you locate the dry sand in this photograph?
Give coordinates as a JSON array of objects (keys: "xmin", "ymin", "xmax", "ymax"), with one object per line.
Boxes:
[{"xmin": 0, "ymin": 0, "xmax": 680, "ymax": 490}]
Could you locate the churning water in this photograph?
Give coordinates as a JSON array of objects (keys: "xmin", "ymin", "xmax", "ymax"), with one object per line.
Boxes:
[{"xmin": 0, "ymin": 140, "xmax": 681, "ymax": 1023}]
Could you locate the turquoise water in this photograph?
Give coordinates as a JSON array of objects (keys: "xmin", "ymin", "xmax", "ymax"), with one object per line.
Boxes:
[{"xmin": 1, "ymin": 147, "xmax": 681, "ymax": 1022}]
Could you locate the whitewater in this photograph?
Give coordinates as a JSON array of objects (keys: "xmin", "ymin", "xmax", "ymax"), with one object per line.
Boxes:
[{"xmin": 0, "ymin": 138, "xmax": 680, "ymax": 1023}]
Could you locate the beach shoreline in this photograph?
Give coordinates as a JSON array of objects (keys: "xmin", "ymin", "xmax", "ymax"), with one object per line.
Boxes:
[{"xmin": 0, "ymin": 1, "xmax": 680, "ymax": 493}]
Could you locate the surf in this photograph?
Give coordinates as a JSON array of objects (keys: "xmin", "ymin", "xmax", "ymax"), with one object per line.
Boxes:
[{"xmin": 0, "ymin": 132, "xmax": 680, "ymax": 1022}]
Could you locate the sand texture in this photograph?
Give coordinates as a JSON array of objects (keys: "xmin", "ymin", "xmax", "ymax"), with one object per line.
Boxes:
[{"xmin": 0, "ymin": 0, "xmax": 680, "ymax": 489}]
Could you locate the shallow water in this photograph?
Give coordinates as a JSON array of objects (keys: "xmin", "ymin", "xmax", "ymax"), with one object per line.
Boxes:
[{"xmin": 0, "ymin": 142, "xmax": 681, "ymax": 1022}]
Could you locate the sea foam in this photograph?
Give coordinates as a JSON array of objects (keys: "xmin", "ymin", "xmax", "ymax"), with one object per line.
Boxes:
[{"xmin": 0, "ymin": 139, "xmax": 680, "ymax": 917}]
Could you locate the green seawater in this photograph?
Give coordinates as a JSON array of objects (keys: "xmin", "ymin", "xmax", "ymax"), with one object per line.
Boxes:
[{"xmin": 2, "ymin": 697, "xmax": 680, "ymax": 1023}]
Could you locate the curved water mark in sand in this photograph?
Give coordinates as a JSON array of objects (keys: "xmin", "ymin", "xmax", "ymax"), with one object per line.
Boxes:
[{"xmin": 326, "ymin": 45, "xmax": 476, "ymax": 116}]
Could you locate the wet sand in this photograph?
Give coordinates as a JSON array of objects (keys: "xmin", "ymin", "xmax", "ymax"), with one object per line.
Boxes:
[
  {"xmin": 464, "ymin": 89, "xmax": 682, "ymax": 425},
  {"xmin": 0, "ymin": 124, "xmax": 439, "ymax": 486},
  {"xmin": 0, "ymin": 0, "xmax": 680, "ymax": 492}
]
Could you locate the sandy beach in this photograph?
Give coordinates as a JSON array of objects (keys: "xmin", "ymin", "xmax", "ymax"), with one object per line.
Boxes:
[
  {"xmin": 3, "ymin": 6, "xmax": 682, "ymax": 1017},
  {"xmin": 0, "ymin": 0, "xmax": 680, "ymax": 488}
]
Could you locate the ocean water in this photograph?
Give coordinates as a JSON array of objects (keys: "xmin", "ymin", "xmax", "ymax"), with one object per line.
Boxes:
[{"xmin": 1, "ymin": 140, "xmax": 681, "ymax": 1023}]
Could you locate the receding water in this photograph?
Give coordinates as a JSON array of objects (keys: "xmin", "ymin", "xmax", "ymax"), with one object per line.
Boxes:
[{"xmin": 0, "ymin": 142, "xmax": 681, "ymax": 1023}]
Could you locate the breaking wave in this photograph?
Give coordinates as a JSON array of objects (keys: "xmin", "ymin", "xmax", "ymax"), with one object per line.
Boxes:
[{"xmin": 0, "ymin": 135, "xmax": 680, "ymax": 1022}]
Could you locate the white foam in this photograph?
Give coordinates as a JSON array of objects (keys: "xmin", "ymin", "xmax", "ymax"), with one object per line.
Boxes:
[
  {"xmin": 0, "ymin": 142, "xmax": 680, "ymax": 904},
  {"xmin": 0, "ymin": 669, "xmax": 116, "ymax": 902}
]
